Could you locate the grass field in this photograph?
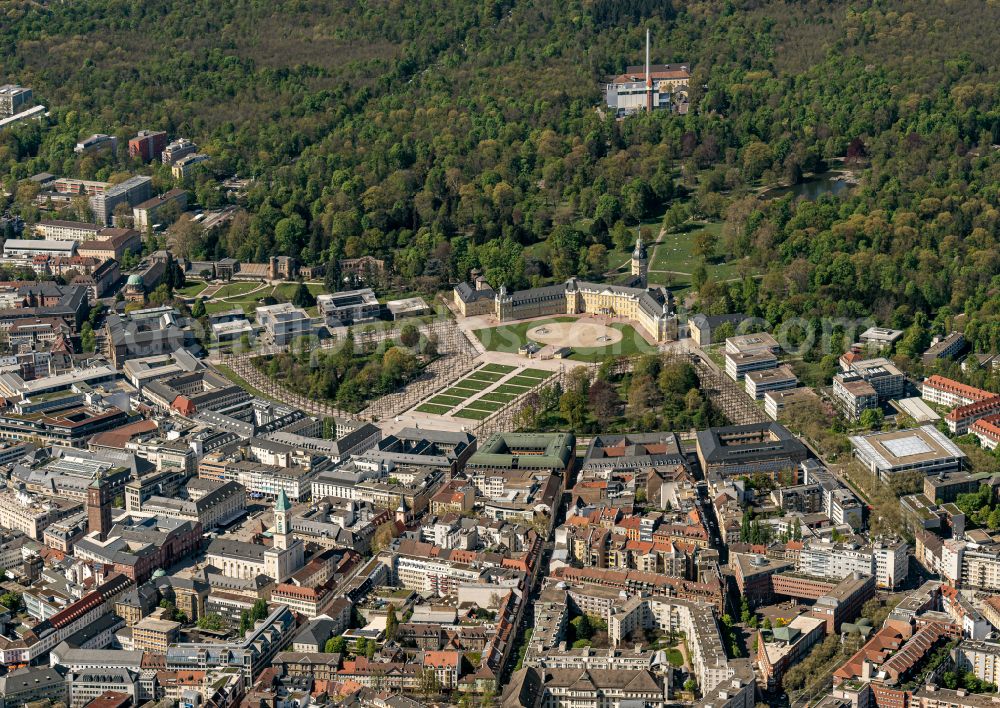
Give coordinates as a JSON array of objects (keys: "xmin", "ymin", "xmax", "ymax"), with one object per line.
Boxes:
[
  {"xmin": 415, "ymin": 403, "xmax": 452, "ymax": 415},
  {"xmin": 473, "ymin": 317, "xmax": 576, "ymax": 353},
  {"xmin": 479, "ymin": 391, "xmax": 518, "ymax": 403},
  {"xmin": 272, "ymin": 282, "xmax": 325, "ymax": 300},
  {"xmin": 466, "ymin": 370, "xmax": 506, "ymax": 382},
  {"xmin": 449, "ymin": 377, "xmax": 492, "ymax": 391},
  {"xmin": 563, "ymin": 329, "xmax": 658, "ymax": 362},
  {"xmin": 453, "ymin": 407, "xmax": 492, "ymax": 420},
  {"xmin": 463, "ymin": 399, "xmax": 504, "ymax": 412},
  {"xmin": 494, "ymin": 383, "xmax": 531, "ymax": 395},
  {"xmin": 506, "ymin": 375, "xmax": 547, "ymax": 388},
  {"xmin": 215, "ymin": 281, "xmax": 262, "ymax": 298},
  {"xmin": 648, "ymin": 221, "xmax": 756, "ymax": 287},
  {"xmin": 428, "ymin": 394, "xmax": 466, "ymax": 407},
  {"xmin": 177, "ymin": 281, "xmax": 208, "ymax": 298},
  {"xmin": 409, "ymin": 364, "xmax": 553, "ymax": 419},
  {"xmin": 205, "ymin": 300, "xmax": 257, "ymax": 316},
  {"xmin": 202, "ymin": 282, "xmax": 328, "ymax": 318}
]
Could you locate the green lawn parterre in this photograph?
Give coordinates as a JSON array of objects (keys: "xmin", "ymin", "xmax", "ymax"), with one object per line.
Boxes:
[
  {"xmin": 481, "ymin": 363, "xmax": 517, "ymax": 374},
  {"xmin": 428, "ymin": 394, "xmax": 466, "ymax": 406},
  {"xmin": 506, "ymin": 375, "xmax": 547, "ymax": 388},
  {"xmin": 205, "ymin": 300, "xmax": 255, "ymax": 315},
  {"xmin": 479, "ymin": 391, "xmax": 518, "ymax": 403},
  {"xmin": 272, "ymin": 282, "xmax": 325, "ymax": 300},
  {"xmin": 415, "ymin": 403, "xmax": 452, "ymax": 415},
  {"xmin": 214, "ymin": 281, "xmax": 262, "ymax": 298},
  {"xmin": 177, "ymin": 281, "xmax": 208, "ymax": 297},
  {"xmin": 473, "ymin": 317, "xmax": 657, "ymax": 362},
  {"xmin": 410, "ymin": 365, "xmax": 551, "ymax": 419},
  {"xmin": 463, "ymin": 399, "xmax": 504, "ymax": 412},
  {"xmin": 493, "ymin": 383, "xmax": 531, "ymax": 396},
  {"xmin": 466, "ymin": 370, "xmax": 505, "ymax": 382},
  {"xmin": 450, "ymin": 377, "xmax": 493, "ymax": 391},
  {"xmin": 472, "ymin": 316, "xmax": 576, "ymax": 353},
  {"xmin": 453, "ymin": 407, "xmax": 492, "ymax": 420}
]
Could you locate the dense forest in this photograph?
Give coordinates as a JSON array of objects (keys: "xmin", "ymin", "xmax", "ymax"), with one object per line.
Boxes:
[{"xmin": 2, "ymin": 0, "xmax": 1000, "ymax": 364}]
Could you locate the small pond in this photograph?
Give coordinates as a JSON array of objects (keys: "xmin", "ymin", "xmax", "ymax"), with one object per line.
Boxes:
[{"xmin": 762, "ymin": 171, "xmax": 854, "ymax": 200}]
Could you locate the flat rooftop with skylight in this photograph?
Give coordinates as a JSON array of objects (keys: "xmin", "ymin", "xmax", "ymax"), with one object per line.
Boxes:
[{"xmin": 849, "ymin": 425, "xmax": 966, "ymax": 481}]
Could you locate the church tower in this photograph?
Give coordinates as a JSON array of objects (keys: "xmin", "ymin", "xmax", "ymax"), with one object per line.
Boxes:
[
  {"xmin": 395, "ymin": 497, "xmax": 409, "ymax": 526},
  {"xmin": 87, "ymin": 473, "xmax": 112, "ymax": 541},
  {"xmin": 631, "ymin": 235, "xmax": 649, "ymax": 288},
  {"xmin": 273, "ymin": 489, "xmax": 291, "ymax": 550}
]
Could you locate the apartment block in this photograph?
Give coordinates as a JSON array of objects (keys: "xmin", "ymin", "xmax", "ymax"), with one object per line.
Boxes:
[{"xmin": 128, "ymin": 130, "xmax": 168, "ymax": 163}]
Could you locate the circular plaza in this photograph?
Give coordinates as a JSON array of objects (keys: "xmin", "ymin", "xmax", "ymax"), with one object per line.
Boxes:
[{"xmin": 526, "ymin": 318, "xmax": 623, "ymax": 348}]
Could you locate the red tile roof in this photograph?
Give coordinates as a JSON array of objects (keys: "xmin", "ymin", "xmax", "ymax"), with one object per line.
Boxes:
[{"xmin": 924, "ymin": 375, "xmax": 994, "ymax": 402}]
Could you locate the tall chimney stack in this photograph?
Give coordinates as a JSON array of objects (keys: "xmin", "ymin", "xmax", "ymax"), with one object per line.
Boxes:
[{"xmin": 645, "ymin": 28, "xmax": 653, "ymax": 111}]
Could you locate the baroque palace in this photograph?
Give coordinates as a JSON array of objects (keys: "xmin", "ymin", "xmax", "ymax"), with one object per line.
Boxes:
[{"xmin": 454, "ymin": 236, "xmax": 678, "ymax": 343}]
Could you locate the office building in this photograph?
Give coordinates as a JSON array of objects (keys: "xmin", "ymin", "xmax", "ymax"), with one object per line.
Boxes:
[
  {"xmin": 922, "ymin": 332, "xmax": 966, "ymax": 365},
  {"xmin": 696, "ymin": 422, "xmax": 807, "ymax": 482},
  {"xmin": 0, "ymin": 666, "xmax": 67, "ymax": 708},
  {"xmin": 132, "ymin": 615, "xmax": 180, "ymax": 653},
  {"xmin": 132, "ymin": 189, "xmax": 187, "ymax": 230},
  {"xmin": 3, "ymin": 239, "xmax": 77, "ymax": 258},
  {"xmin": 726, "ymin": 331, "xmax": 780, "ymax": 355},
  {"xmin": 316, "ymin": 288, "xmax": 380, "ymax": 325},
  {"xmin": 89, "ymin": 176, "xmax": 152, "ymax": 227},
  {"xmin": 74, "ymin": 134, "xmax": 117, "ymax": 155},
  {"xmin": 859, "ymin": 326, "xmax": 904, "ymax": 350},
  {"xmin": 764, "ymin": 387, "xmax": 817, "ymax": 420},
  {"xmin": 850, "ymin": 425, "xmax": 966, "ymax": 482},
  {"xmin": 833, "ymin": 374, "xmax": 879, "ymax": 421},
  {"xmin": 166, "ymin": 605, "xmax": 297, "ymax": 686},
  {"xmin": 846, "ymin": 357, "xmax": 906, "ymax": 401},
  {"xmin": 745, "ymin": 365, "xmax": 797, "ymax": 400},
  {"xmin": 105, "ymin": 305, "xmax": 186, "ymax": 368},
  {"xmin": 77, "ymin": 228, "xmax": 142, "ymax": 262},
  {"xmin": 0, "ymin": 85, "xmax": 32, "ymax": 117},
  {"xmin": 0, "ymin": 489, "xmax": 79, "ymax": 540},
  {"xmin": 922, "ymin": 375, "xmax": 993, "ymax": 408},
  {"xmin": 34, "ymin": 220, "xmax": 102, "ymax": 241},
  {"xmin": 725, "ymin": 350, "xmax": 778, "ymax": 381},
  {"xmin": 687, "ymin": 312, "xmax": 747, "ymax": 347},
  {"xmin": 256, "ymin": 303, "xmax": 312, "ymax": 345}
]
